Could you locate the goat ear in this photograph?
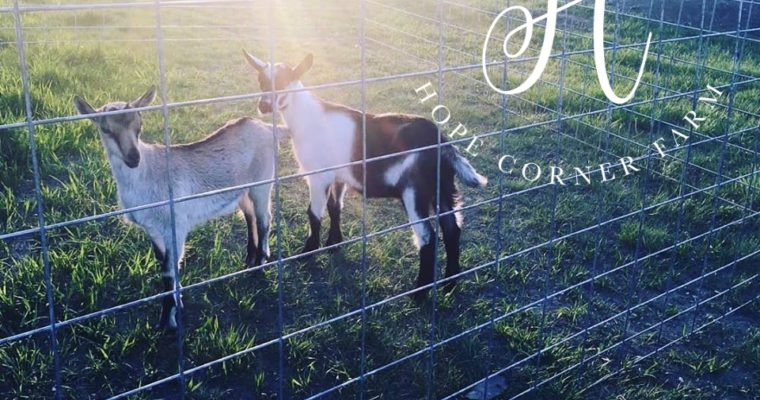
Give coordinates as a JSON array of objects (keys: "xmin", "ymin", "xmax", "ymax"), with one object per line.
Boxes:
[
  {"xmin": 73, "ymin": 96, "xmax": 97, "ymax": 118},
  {"xmin": 293, "ymin": 53, "xmax": 313, "ymax": 79},
  {"xmin": 130, "ymin": 86, "xmax": 157, "ymax": 109},
  {"xmin": 242, "ymin": 49, "xmax": 266, "ymax": 72}
]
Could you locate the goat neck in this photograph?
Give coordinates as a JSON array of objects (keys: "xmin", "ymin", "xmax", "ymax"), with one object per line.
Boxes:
[{"xmin": 279, "ymin": 82, "xmax": 323, "ymax": 136}]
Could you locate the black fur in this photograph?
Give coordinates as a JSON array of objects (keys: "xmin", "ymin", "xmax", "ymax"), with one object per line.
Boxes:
[
  {"xmin": 255, "ymin": 218, "xmax": 269, "ymax": 265},
  {"xmin": 151, "ymin": 240, "xmax": 177, "ymax": 331},
  {"xmin": 243, "ymin": 211, "xmax": 257, "ymax": 266},
  {"xmin": 325, "ymin": 183, "xmax": 346, "ymax": 248},
  {"xmin": 303, "ymin": 101, "xmax": 472, "ymax": 297},
  {"xmin": 303, "ymin": 206, "xmax": 321, "ymax": 253}
]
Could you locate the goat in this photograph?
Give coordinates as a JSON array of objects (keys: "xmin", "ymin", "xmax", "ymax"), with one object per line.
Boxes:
[
  {"xmin": 242, "ymin": 51, "xmax": 487, "ymax": 296},
  {"xmin": 74, "ymin": 87, "xmax": 285, "ymax": 330}
]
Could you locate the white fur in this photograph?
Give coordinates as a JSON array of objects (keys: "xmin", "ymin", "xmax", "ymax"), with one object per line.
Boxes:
[
  {"xmin": 450, "ymin": 153, "xmax": 488, "ymax": 188},
  {"xmin": 281, "ymin": 83, "xmax": 363, "ymax": 197},
  {"xmin": 111, "ymin": 120, "xmax": 277, "ymax": 259},
  {"xmin": 402, "ymin": 188, "xmax": 431, "ymax": 249},
  {"xmin": 103, "ymin": 117, "xmax": 280, "ymax": 328},
  {"xmin": 384, "ymin": 154, "xmax": 419, "ymax": 186}
]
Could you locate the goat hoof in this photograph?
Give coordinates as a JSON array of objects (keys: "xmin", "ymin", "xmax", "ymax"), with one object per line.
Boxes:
[
  {"xmin": 246, "ymin": 254, "xmax": 264, "ymax": 267},
  {"xmin": 325, "ymin": 235, "xmax": 343, "ymax": 250},
  {"xmin": 244, "ymin": 254, "xmax": 257, "ymax": 267},
  {"xmin": 443, "ymin": 281, "xmax": 458, "ymax": 295},
  {"xmin": 411, "ymin": 292, "xmax": 427, "ymax": 303},
  {"xmin": 301, "ymin": 241, "xmax": 320, "ymax": 255},
  {"xmin": 250, "ymin": 268, "xmax": 266, "ymax": 282},
  {"xmin": 324, "ymin": 243, "xmax": 341, "ymax": 254},
  {"xmin": 443, "ymin": 275, "xmax": 459, "ymax": 293},
  {"xmin": 153, "ymin": 320, "xmax": 177, "ymax": 334},
  {"xmin": 324, "ymin": 244, "xmax": 342, "ymax": 254},
  {"xmin": 410, "ymin": 288, "xmax": 429, "ymax": 303}
]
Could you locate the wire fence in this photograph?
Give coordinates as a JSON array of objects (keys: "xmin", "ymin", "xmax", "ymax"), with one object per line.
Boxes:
[{"xmin": 1, "ymin": 0, "xmax": 759, "ymax": 398}]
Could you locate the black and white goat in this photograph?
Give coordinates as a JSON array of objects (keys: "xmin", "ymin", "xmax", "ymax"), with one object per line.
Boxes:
[
  {"xmin": 242, "ymin": 51, "xmax": 487, "ymax": 295},
  {"xmin": 74, "ymin": 87, "xmax": 284, "ymax": 329}
]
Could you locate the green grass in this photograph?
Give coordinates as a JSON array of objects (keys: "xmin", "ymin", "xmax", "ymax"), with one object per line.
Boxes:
[{"xmin": 1, "ymin": 0, "xmax": 759, "ymax": 398}]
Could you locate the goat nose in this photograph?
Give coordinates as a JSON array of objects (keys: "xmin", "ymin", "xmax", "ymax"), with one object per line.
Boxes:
[
  {"xmin": 258, "ymin": 100, "xmax": 273, "ymax": 114},
  {"xmin": 125, "ymin": 151, "xmax": 140, "ymax": 168}
]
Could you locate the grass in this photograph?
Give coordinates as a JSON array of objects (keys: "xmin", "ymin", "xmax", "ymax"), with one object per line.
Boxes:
[{"xmin": 1, "ymin": 0, "xmax": 759, "ymax": 398}]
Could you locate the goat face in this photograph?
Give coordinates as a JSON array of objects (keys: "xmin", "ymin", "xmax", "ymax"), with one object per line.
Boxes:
[
  {"xmin": 242, "ymin": 50, "xmax": 313, "ymax": 115},
  {"xmin": 74, "ymin": 86, "xmax": 156, "ymax": 169}
]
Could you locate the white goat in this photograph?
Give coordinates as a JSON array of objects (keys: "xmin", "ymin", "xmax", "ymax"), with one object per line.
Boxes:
[
  {"xmin": 242, "ymin": 51, "xmax": 487, "ymax": 297},
  {"xmin": 74, "ymin": 87, "xmax": 285, "ymax": 329}
]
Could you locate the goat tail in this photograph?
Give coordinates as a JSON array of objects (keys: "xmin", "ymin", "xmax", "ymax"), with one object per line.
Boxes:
[{"xmin": 443, "ymin": 145, "xmax": 488, "ymax": 188}]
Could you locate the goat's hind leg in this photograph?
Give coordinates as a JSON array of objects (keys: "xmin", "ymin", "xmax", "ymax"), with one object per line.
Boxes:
[
  {"xmin": 240, "ymin": 195, "xmax": 258, "ymax": 267},
  {"xmin": 438, "ymin": 190, "xmax": 462, "ymax": 293},
  {"xmin": 151, "ymin": 239, "xmax": 170, "ymax": 330},
  {"xmin": 401, "ymin": 187, "xmax": 436, "ymax": 301},
  {"xmin": 250, "ymin": 184, "xmax": 272, "ymax": 266}
]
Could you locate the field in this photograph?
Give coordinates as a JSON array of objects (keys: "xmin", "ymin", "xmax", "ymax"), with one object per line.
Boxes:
[{"xmin": 1, "ymin": 0, "xmax": 760, "ymax": 399}]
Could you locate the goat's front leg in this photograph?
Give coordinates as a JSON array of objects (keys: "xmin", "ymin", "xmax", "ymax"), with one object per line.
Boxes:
[
  {"xmin": 302, "ymin": 177, "xmax": 331, "ymax": 254},
  {"xmin": 151, "ymin": 238, "xmax": 174, "ymax": 331},
  {"xmin": 154, "ymin": 232, "xmax": 187, "ymax": 332},
  {"xmin": 325, "ymin": 182, "xmax": 346, "ymax": 249},
  {"xmin": 251, "ymin": 184, "xmax": 273, "ymax": 266},
  {"xmin": 243, "ymin": 209, "xmax": 258, "ymax": 267}
]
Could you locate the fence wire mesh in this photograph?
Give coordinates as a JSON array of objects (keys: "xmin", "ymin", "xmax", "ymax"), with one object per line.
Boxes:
[{"xmin": 1, "ymin": 0, "xmax": 759, "ymax": 399}]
